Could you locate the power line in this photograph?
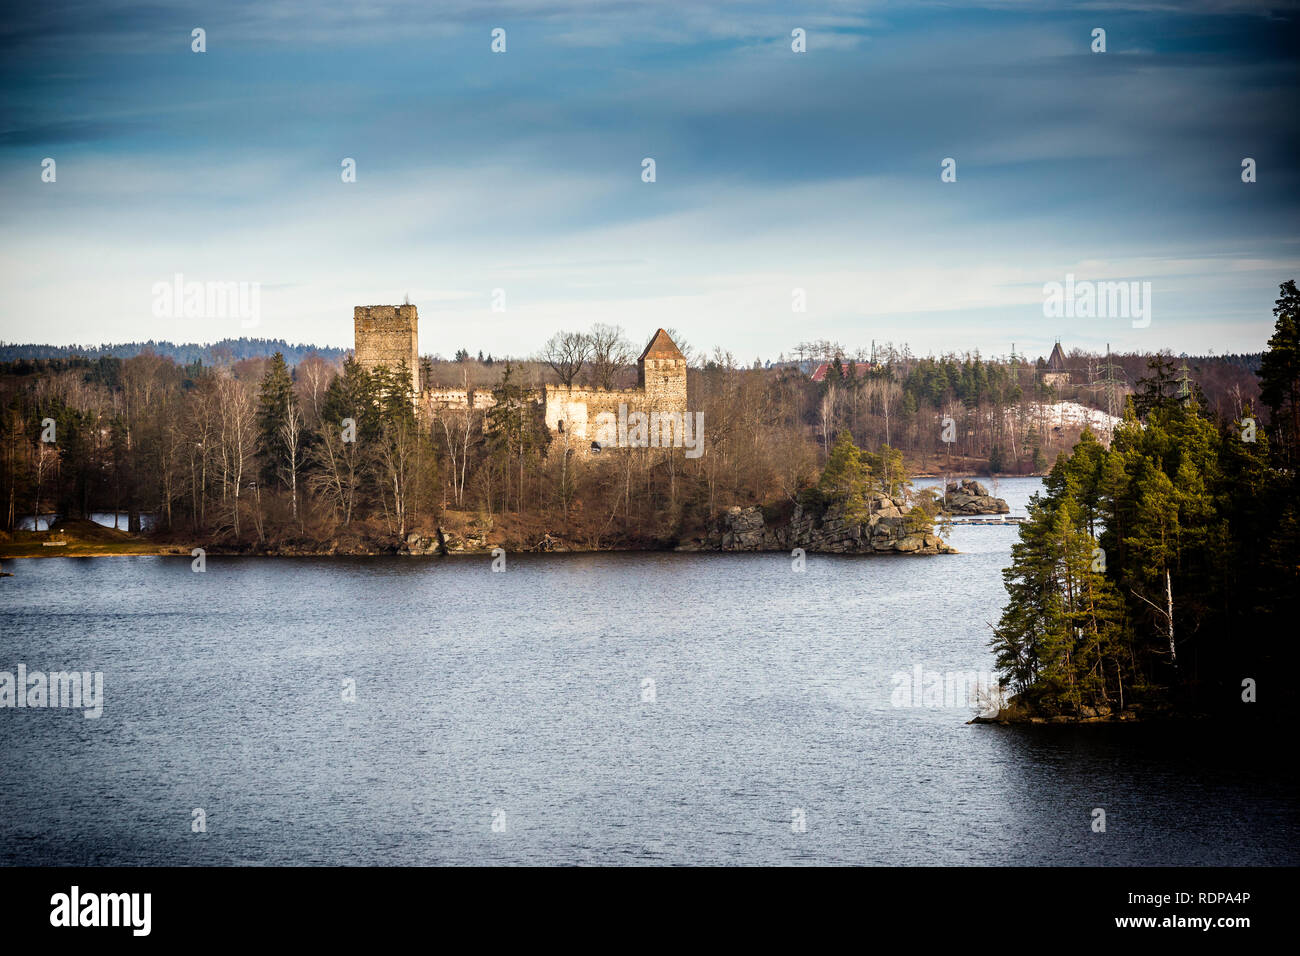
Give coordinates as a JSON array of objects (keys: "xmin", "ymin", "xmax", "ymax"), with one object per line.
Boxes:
[
  {"xmin": 1177, "ymin": 358, "xmax": 1195, "ymax": 406},
  {"xmin": 1086, "ymin": 343, "xmax": 1128, "ymax": 420}
]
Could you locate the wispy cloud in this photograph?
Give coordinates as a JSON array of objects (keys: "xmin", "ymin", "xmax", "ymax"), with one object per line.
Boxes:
[{"xmin": 1, "ymin": 0, "xmax": 1296, "ymax": 359}]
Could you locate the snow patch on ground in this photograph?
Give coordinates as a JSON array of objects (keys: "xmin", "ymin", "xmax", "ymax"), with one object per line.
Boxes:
[{"xmin": 1016, "ymin": 401, "xmax": 1123, "ymax": 434}]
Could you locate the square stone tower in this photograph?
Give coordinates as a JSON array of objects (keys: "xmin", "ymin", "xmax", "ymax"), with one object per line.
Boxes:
[
  {"xmin": 637, "ymin": 328, "xmax": 687, "ymax": 407},
  {"xmin": 354, "ymin": 305, "xmax": 419, "ymax": 397}
]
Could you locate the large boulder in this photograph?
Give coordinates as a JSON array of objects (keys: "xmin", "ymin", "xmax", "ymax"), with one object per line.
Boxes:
[
  {"xmin": 942, "ymin": 479, "xmax": 1010, "ymax": 515},
  {"xmin": 402, "ymin": 532, "xmax": 440, "ymax": 556}
]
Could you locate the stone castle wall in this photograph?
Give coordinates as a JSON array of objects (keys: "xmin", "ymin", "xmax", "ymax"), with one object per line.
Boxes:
[
  {"xmin": 354, "ymin": 305, "xmax": 419, "ymax": 397},
  {"xmin": 353, "ymin": 305, "xmax": 688, "ymax": 451},
  {"xmin": 421, "ymin": 378, "xmax": 687, "ymax": 434},
  {"xmin": 543, "ymin": 377, "xmax": 689, "ymax": 451},
  {"xmin": 424, "ymin": 388, "xmax": 498, "ymax": 412},
  {"xmin": 543, "ymin": 386, "xmax": 644, "ymax": 442}
]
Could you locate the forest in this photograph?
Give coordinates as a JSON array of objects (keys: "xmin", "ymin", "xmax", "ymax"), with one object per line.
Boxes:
[
  {"xmin": 0, "ymin": 311, "xmax": 1268, "ymax": 556},
  {"xmin": 991, "ymin": 281, "xmax": 1300, "ymax": 719}
]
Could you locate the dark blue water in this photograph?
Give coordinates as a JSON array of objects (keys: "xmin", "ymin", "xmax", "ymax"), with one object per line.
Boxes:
[{"xmin": 1, "ymin": 479, "xmax": 1295, "ymax": 864}]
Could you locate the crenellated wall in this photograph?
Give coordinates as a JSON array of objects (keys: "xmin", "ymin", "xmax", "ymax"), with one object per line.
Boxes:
[
  {"xmin": 424, "ymin": 388, "xmax": 498, "ymax": 412},
  {"xmin": 542, "ymin": 378, "xmax": 690, "ymax": 453}
]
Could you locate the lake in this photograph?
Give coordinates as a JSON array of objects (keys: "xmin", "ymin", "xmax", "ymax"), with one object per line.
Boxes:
[{"xmin": 1, "ymin": 478, "xmax": 1296, "ymax": 865}]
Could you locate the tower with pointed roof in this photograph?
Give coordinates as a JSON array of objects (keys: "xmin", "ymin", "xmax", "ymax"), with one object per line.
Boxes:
[
  {"xmin": 637, "ymin": 328, "xmax": 688, "ymax": 407},
  {"xmin": 1044, "ymin": 341, "xmax": 1070, "ymax": 387}
]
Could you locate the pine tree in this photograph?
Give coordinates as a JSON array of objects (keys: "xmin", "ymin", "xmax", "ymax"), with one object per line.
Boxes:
[
  {"xmin": 373, "ymin": 362, "xmax": 421, "ymax": 537},
  {"xmin": 486, "ymin": 361, "xmax": 544, "ymax": 513},
  {"xmin": 1132, "ymin": 354, "xmax": 1180, "ymax": 419},
  {"xmin": 861, "ymin": 444, "xmax": 907, "ymax": 498},
  {"xmin": 1258, "ymin": 279, "xmax": 1300, "ymax": 466},
  {"xmin": 256, "ymin": 353, "xmax": 294, "ymax": 487},
  {"xmin": 992, "ymin": 492, "xmax": 1059, "ymax": 701},
  {"xmin": 321, "ymin": 358, "xmax": 379, "ymax": 442},
  {"xmin": 312, "ymin": 358, "xmax": 378, "ymax": 525},
  {"xmin": 818, "ymin": 430, "xmax": 872, "ymax": 523},
  {"xmin": 995, "ymin": 435, "xmax": 1137, "ymax": 715}
]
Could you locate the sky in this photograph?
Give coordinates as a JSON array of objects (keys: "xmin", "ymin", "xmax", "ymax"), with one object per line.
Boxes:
[{"xmin": 1, "ymin": 0, "xmax": 1297, "ymax": 363}]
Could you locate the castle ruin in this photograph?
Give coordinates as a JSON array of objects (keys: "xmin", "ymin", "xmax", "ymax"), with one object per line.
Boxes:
[
  {"xmin": 352, "ymin": 304, "xmax": 689, "ymax": 453},
  {"xmin": 542, "ymin": 329, "xmax": 689, "ymax": 450},
  {"xmin": 354, "ymin": 305, "xmax": 420, "ymax": 398}
]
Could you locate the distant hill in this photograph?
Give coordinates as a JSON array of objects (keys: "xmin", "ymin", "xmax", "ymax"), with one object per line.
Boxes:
[{"xmin": 0, "ymin": 338, "xmax": 348, "ymax": 366}]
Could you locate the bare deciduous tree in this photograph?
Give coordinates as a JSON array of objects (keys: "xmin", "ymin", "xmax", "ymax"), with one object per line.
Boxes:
[
  {"xmin": 542, "ymin": 331, "xmax": 591, "ymax": 387},
  {"xmin": 587, "ymin": 324, "xmax": 632, "ymax": 390},
  {"xmin": 279, "ymin": 396, "xmax": 304, "ymax": 529},
  {"xmin": 216, "ymin": 372, "xmax": 254, "ymax": 538}
]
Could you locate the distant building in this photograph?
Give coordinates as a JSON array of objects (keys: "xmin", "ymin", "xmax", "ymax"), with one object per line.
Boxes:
[
  {"xmin": 353, "ymin": 305, "xmax": 688, "ymax": 454},
  {"xmin": 354, "ymin": 304, "xmax": 421, "ymax": 398},
  {"xmin": 810, "ymin": 361, "xmax": 872, "ymax": 383},
  {"xmin": 1043, "ymin": 342, "xmax": 1070, "ymax": 387},
  {"xmin": 544, "ymin": 328, "xmax": 688, "ymax": 452}
]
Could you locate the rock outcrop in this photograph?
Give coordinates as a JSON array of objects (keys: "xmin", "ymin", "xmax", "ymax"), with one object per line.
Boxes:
[
  {"xmin": 941, "ymin": 479, "xmax": 1010, "ymax": 516},
  {"xmin": 402, "ymin": 524, "xmax": 565, "ymax": 555},
  {"xmin": 402, "ymin": 532, "xmax": 443, "ymax": 556},
  {"xmin": 402, "ymin": 525, "xmax": 491, "ymax": 555},
  {"xmin": 678, "ymin": 494, "xmax": 954, "ymax": 555}
]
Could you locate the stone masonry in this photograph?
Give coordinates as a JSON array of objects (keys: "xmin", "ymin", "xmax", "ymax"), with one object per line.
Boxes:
[
  {"xmin": 353, "ymin": 308, "xmax": 689, "ymax": 452},
  {"xmin": 354, "ymin": 305, "xmax": 420, "ymax": 398},
  {"xmin": 542, "ymin": 329, "xmax": 689, "ymax": 453}
]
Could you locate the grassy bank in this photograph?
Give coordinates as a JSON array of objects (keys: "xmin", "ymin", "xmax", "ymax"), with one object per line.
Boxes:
[{"xmin": 0, "ymin": 519, "xmax": 186, "ymax": 559}]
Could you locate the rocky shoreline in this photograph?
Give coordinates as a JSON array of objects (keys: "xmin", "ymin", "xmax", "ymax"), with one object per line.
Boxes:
[
  {"xmin": 677, "ymin": 493, "xmax": 954, "ymax": 555},
  {"xmin": 968, "ymin": 699, "xmax": 1186, "ymax": 726},
  {"xmin": 3, "ymin": 491, "xmax": 959, "ymax": 559}
]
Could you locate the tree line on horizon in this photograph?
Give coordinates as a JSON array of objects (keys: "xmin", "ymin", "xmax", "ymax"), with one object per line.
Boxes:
[
  {"xmin": 0, "ymin": 316, "xmax": 1269, "ymax": 549},
  {"xmin": 0, "ymin": 338, "xmax": 348, "ymax": 367}
]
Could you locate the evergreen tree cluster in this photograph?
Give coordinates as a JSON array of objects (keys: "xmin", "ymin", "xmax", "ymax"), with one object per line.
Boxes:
[{"xmin": 992, "ymin": 283, "xmax": 1300, "ymax": 718}]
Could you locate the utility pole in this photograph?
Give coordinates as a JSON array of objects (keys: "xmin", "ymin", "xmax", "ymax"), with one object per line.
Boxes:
[
  {"xmin": 1176, "ymin": 358, "xmax": 1194, "ymax": 407},
  {"xmin": 1095, "ymin": 343, "xmax": 1126, "ymax": 422}
]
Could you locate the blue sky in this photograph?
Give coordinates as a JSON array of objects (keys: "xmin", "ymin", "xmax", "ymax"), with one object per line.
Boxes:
[{"xmin": 1, "ymin": 0, "xmax": 1297, "ymax": 361}]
